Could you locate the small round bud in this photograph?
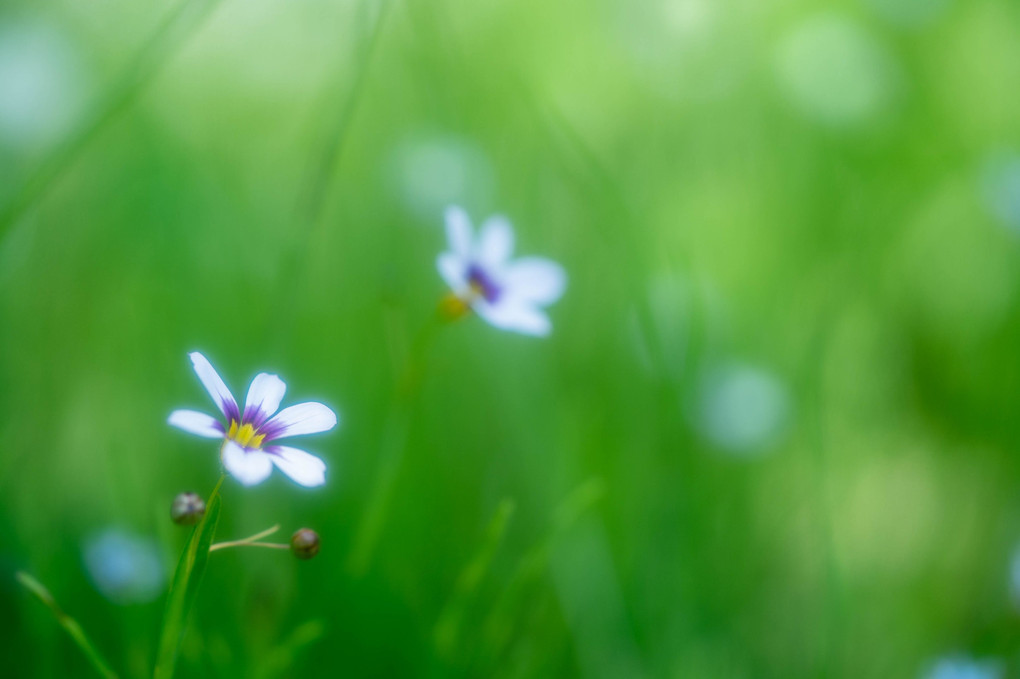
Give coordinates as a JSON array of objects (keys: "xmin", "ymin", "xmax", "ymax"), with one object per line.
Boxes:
[
  {"xmin": 170, "ymin": 492, "xmax": 206, "ymax": 526},
  {"xmin": 290, "ymin": 528, "xmax": 320, "ymax": 560}
]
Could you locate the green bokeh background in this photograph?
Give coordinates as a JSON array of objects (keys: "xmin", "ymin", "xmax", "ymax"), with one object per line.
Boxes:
[{"xmin": 3, "ymin": 0, "xmax": 1020, "ymax": 676}]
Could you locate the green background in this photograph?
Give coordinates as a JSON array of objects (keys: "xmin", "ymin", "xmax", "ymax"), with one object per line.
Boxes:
[{"xmin": 2, "ymin": 0, "xmax": 1020, "ymax": 676}]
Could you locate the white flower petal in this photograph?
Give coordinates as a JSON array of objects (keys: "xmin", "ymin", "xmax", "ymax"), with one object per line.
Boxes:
[
  {"xmin": 476, "ymin": 215, "xmax": 514, "ymax": 268},
  {"xmin": 244, "ymin": 373, "xmax": 286, "ymax": 425},
  {"xmin": 188, "ymin": 352, "xmax": 239, "ymax": 421},
  {"xmin": 503, "ymin": 257, "xmax": 567, "ymax": 305},
  {"xmin": 168, "ymin": 410, "xmax": 223, "ymax": 438},
  {"xmin": 437, "ymin": 252, "xmax": 468, "ymax": 292},
  {"xmin": 221, "ymin": 440, "xmax": 272, "ymax": 486},
  {"xmin": 444, "ymin": 205, "xmax": 473, "ymax": 259},
  {"xmin": 263, "ymin": 402, "xmax": 338, "ymax": 440},
  {"xmin": 475, "ymin": 299, "xmax": 552, "ymax": 337},
  {"xmin": 267, "ymin": 446, "xmax": 327, "ymax": 487}
]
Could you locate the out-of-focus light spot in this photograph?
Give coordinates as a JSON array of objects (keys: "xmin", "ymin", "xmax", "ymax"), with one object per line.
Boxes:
[
  {"xmin": 923, "ymin": 656, "xmax": 1002, "ymax": 679},
  {"xmin": 694, "ymin": 363, "xmax": 790, "ymax": 455},
  {"xmin": 1009, "ymin": 544, "xmax": 1020, "ymax": 609},
  {"xmin": 864, "ymin": 0, "xmax": 952, "ymax": 28},
  {"xmin": 979, "ymin": 152, "xmax": 1020, "ymax": 235},
  {"xmin": 612, "ymin": 0, "xmax": 740, "ymax": 102},
  {"xmin": 776, "ymin": 14, "xmax": 898, "ymax": 128},
  {"xmin": 0, "ymin": 21, "xmax": 86, "ymax": 149},
  {"xmin": 390, "ymin": 135, "xmax": 494, "ymax": 222},
  {"xmin": 83, "ymin": 528, "xmax": 165, "ymax": 605}
]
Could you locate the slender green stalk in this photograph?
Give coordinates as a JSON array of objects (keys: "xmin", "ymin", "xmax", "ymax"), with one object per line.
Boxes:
[
  {"xmin": 0, "ymin": 0, "xmax": 226, "ymax": 241},
  {"xmin": 16, "ymin": 571, "xmax": 119, "ymax": 679},
  {"xmin": 153, "ymin": 474, "xmax": 224, "ymax": 679},
  {"xmin": 208, "ymin": 523, "xmax": 280, "ymax": 551},
  {"xmin": 347, "ymin": 313, "xmax": 443, "ymax": 575},
  {"xmin": 434, "ymin": 498, "xmax": 516, "ymax": 659},
  {"xmin": 209, "ymin": 542, "xmax": 289, "ymax": 552}
]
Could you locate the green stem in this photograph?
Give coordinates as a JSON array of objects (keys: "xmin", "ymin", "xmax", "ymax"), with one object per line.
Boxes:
[
  {"xmin": 209, "ymin": 542, "xmax": 289, "ymax": 552},
  {"xmin": 348, "ymin": 313, "xmax": 442, "ymax": 575},
  {"xmin": 16, "ymin": 571, "xmax": 119, "ymax": 679},
  {"xmin": 153, "ymin": 474, "xmax": 224, "ymax": 679},
  {"xmin": 208, "ymin": 523, "xmax": 280, "ymax": 552}
]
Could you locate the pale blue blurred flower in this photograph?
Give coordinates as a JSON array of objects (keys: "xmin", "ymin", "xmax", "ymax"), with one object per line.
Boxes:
[
  {"xmin": 694, "ymin": 363, "xmax": 790, "ymax": 455},
  {"xmin": 0, "ymin": 20, "xmax": 86, "ymax": 148},
  {"xmin": 391, "ymin": 136, "xmax": 494, "ymax": 221},
  {"xmin": 437, "ymin": 206, "xmax": 567, "ymax": 337},
  {"xmin": 980, "ymin": 152, "xmax": 1020, "ymax": 235},
  {"xmin": 923, "ymin": 656, "xmax": 1003, "ymax": 679},
  {"xmin": 169, "ymin": 352, "xmax": 337, "ymax": 487},
  {"xmin": 83, "ymin": 529, "xmax": 165, "ymax": 605}
]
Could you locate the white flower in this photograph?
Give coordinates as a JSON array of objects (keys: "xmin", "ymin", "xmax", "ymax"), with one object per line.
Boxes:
[
  {"xmin": 168, "ymin": 352, "xmax": 337, "ymax": 487},
  {"xmin": 436, "ymin": 205, "xmax": 566, "ymax": 337}
]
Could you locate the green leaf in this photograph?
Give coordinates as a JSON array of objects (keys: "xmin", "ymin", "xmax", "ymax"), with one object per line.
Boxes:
[
  {"xmin": 153, "ymin": 476, "xmax": 223, "ymax": 679},
  {"xmin": 16, "ymin": 571, "xmax": 119, "ymax": 679}
]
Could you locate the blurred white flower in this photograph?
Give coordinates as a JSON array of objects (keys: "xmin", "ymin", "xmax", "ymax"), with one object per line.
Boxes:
[
  {"xmin": 694, "ymin": 363, "xmax": 790, "ymax": 455},
  {"xmin": 980, "ymin": 151, "xmax": 1020, "ymax": 235},
  {"xmin": 923, "ymin": 656, "xmax": 1002, "ymax": 679},
  {"xmin": 391, "ymin": 135, "xmax": 494, "ymax": 221},
  {"xmin": 437, "ymin": 206, "xmax": 566, "ymax": 337},
  {"xmin": 83, "ymin": 529, "xmax": 165, "ymax": 605},
  {"xmin": 0, "ymin": 20, "xmax": 87, "ymax": 148},
  {"xmin": 168, "ymin": 352, "xmax": 336, "ymax": 487}
]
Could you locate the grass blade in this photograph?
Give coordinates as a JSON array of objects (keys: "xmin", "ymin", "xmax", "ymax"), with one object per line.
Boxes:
[
  {"xmin": 434, "ymin": 498, "xmax": 516, "ymax": 660},
  {"xmin": 153, "ymin": 475, "xmax": 224, "ymax": 679},
  {"xmin": 16, "ymin": 571, "xmax": 119, "ymax": 679}
]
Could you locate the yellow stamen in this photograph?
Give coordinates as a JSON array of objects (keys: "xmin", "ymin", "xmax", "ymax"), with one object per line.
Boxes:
[
  {"xmin": 438, "ymin": 292, "xmax": 473, "ymax": 322},
  {"xmin": 226, "ymin": 420, "xmax": 265, "ymax": 449}
]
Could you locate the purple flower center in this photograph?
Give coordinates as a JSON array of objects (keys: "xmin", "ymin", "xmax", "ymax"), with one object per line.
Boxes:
[{"xmin": 466, "ymin": 263, "xmax": 502, "ymax": 302}]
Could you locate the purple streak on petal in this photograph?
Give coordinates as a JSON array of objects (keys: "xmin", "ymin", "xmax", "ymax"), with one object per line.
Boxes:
[
  {"xmin": 257, "ymin": 419, "xmax": 285, "ymax": 443},
  {"xmin": 242, "ymin": 405, "xmax": 270, "ymax": 428},
  {"xmin": 223, "ymin": 400, "xmax": 241, "ymax": 425},
  {"xmin": 467, "ymin": 263, "xmax": 502, "ymax": 302}
]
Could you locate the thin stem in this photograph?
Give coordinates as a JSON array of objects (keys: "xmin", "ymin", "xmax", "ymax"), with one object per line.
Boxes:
[
  {"xmin": 348, "ymin": 312, "xmax": 442, "ymax": 575},
  {"xmin": 153, "ymin": 473, "xmax": 225, "ymax": 679},
  {"xmin": 208, "ymin": 523, "xmax": 280, "ymax": 552},
  {"xmin": 16, "ymin": 571, "xmax": 119, "ymax": 679},
  {"xmin": 209, "ymin": 542, "xmax": 290, "ymax": 553}
]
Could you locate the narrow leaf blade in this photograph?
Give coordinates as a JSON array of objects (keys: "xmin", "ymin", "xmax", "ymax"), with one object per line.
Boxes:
[{"xmin": 153, "ymin": 484, "xmax": 222, "ymax": 679}]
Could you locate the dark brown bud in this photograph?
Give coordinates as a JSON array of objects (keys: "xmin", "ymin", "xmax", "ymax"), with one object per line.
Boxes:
[
  {"xmin": 170, "ymin": 492, "xmax": 205, "ymax": 526},
  {"xmin": 290, "ymin": 528, "xmax": 320, "ymax": 560}
]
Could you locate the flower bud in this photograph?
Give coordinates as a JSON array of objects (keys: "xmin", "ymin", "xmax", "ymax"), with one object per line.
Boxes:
[
  {"xmin": 170, "ymin": 492, "xmax": 205, "ymax": 526},
  {"xmin": 290, "ymin": 528, "xmax": 320, "ymax": 560}
]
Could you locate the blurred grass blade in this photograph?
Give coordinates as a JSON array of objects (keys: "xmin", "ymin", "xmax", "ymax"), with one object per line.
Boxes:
[
  {"xmin": 16, "ymin": 571, "xmax": 119, "ymax": 679},
  {"xmin": 0, "ymin": 0, "xmax": 225, "ymax": 241},
  {"xmin": 434, "ymin": 498, "xmax": 516, "ymax": 660},
  {"xmin": 153, "ymin": 476, "xmax": 223, "ymax": 679},
  {"xmin": 480, "ymin": 479, "xmax": 604, "ymax": 669},
  {"xmin": 253, "ymin": 619, "xmax": 327, "ymax": 679}
]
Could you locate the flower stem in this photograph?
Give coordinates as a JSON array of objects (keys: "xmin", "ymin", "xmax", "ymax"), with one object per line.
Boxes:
[
  {"xmin": 208, "ymin": 523, "xmax": 280, "ymax": 551},
  {"xmin": 209, "ymin": 542, "xmax": 290, "ymax": 552},
  {"xmin": 153, "ymin": 474, "xmax": 224, "ymax": 679},
  {"xmin": 16, "ymin": 571, "xmax": 119, "ymax": 679},
  {"xmin": 348, "ymin": 313, "xmax": 441, "ymax": 575}
]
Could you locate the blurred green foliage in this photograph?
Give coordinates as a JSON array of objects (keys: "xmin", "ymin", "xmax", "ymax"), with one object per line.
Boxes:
[{"xmin": 3, "ymin": 0, "xmax": 1020, "ymax": 677}]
